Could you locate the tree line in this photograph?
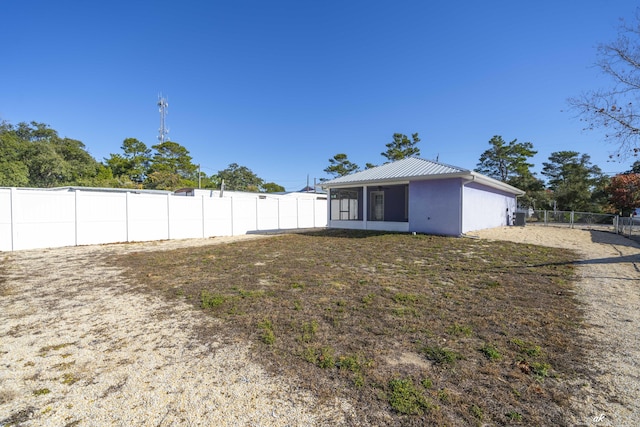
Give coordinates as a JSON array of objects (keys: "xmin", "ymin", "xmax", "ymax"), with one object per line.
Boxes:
[{"xmin": 0, "ymin": 121, "xmax": 283, "ymax": 193}]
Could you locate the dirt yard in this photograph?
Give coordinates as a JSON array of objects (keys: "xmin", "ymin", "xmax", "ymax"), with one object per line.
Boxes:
[{"xmin": 1, "ymin": 226, "xmax": 639, "ymax": 426}]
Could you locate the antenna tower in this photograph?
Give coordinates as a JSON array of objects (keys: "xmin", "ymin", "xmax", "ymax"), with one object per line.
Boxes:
[{"xmin": 157, "ymin": 94, "xmax": 169, "ymax": 143}]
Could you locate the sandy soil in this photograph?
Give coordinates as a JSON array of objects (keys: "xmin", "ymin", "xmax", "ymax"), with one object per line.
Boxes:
[
  {"xmin": 0, "ymin": 235, "xmax": 356, "ymax": 426},
  {"xmin": 1, "ymin": 226, "xmax": 639, "ymax": 426}
]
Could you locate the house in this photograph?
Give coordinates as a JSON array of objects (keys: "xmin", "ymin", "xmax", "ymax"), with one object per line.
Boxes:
[{"xmin": 320, "ymin": 157, "xmax": 525, "ymax": 236}]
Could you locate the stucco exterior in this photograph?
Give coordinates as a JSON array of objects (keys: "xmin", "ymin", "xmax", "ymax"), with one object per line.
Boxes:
[
  {"xmin": 408, "ymin": 179, "xmax": 462, "ymax": 235},
  {"xmin": 462, "ymin": 181, "xmax": 517, "ymax": 233}
]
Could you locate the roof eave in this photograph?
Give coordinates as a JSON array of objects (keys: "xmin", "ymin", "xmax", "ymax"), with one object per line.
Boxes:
[
  {"xmin": 469, "ymin": 172, "xmax": 526, "ymax": 196},
  {"xmin": 321, "ymin": 172, "xmax": 525, "ymax": 196}
]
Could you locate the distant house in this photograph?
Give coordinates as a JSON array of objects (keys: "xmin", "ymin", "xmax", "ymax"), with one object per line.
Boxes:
[{"xmin": 320, "ymin": 157, "xmax": 524, "ymax": 236}]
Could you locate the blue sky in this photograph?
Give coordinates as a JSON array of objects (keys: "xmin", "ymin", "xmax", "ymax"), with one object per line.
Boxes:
[{"xmin": 1, "ymin": 1, "xmax": 637, "ymax": 190}]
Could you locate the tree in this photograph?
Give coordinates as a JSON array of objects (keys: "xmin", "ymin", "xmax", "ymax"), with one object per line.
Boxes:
[
  {"xmin": 607, "ymin": 173, "xmax": 640, "ymax": 215},
  {"xmin": 569, "ymin": 11, "xmax": 640, "ymax": 158},
  {"xmin": 542, "ymin": 151, "xmax": 606, "ymax": 211},
  {"xmin": 262, "ymin": 182, "xmax": 285, "ymax": 193},
  {"xmin": 52, "ymin": 137, "xmax": 101, "ymax": 186},
  {"xmin": 0, "ymin": 124, "xmax": 29, "ymax": 186},
  {"xmin": 146, "ymin": 141, "xmax": 197, "ymax": 190},
  {"xmin": 626, "ymin": 160, "xmax": 640, "ymax": 174},
  {"xmin": 381, "ymin": 133, "xmax": 420, "ymax": 162},
  {"xmin": 105, "ymin": 138, "xmax": 151, "ymax": 184},
  {"xmin": 323, "ymin": 153, "xmax": 359, "ymax": 179},
  {"xmin": 0, "ymin": 121, "xmax": 106, "ymax": 188},
  {"xmin": 509, "ymin": 170, "xmax": 549, "ymax": 210},
  {"xmin": 475, "ymin": 135, "xmax": 537, "ymax": 183},
  {"xmin": 214, "ymin": 163, "xmax": 264, "ymax": 192}
]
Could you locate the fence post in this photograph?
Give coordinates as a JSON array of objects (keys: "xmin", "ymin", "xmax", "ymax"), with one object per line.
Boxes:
[
  {"xmin": 570, "ymin": 211, "xmax": 574, "ymax": 229},
  {"xmin": 544, "ymin": 210, "xmax": 547, "ymax": 226},
  {"xmin": 256, "ymin": 197, "xmax": 260, "ymax": 231},
  {"xmin": 74, "ymin": 190, "xmax": 79, "ymax": 247},
  {"xmin": 166, "ymin": 194, "xmax": 171, "ymax": 240},
  {"xmin": 230, "ymin": 197, "xmax": 234, "ymax": 236},
  {"xmin": 10, "ymin": 187, "xmax": 17, "ymax": 251},
  {"xmin": 201, "ymin": 195, "xmax": 205, "ymax": 238},
  {"xmin": 125, "ymin": 192, "xmax": 130, "ymax": 242}
]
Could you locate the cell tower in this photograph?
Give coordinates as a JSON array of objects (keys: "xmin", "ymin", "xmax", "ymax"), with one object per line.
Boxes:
[{"xmin": 157, "ymin": 94, "xmax": 169, "ymax": 143}]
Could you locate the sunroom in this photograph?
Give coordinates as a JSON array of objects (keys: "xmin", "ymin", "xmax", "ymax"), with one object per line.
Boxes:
[{"xmin": 328, "ymin": 184, "xmax": 410, "ymax": 232}]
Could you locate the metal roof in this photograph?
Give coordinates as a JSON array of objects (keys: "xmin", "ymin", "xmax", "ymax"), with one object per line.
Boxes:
[
  {"xmin": 321, "ymin": 157, "xmax": 469, "ymax": 185},
  {"xmin": 320, "ymin": 157, "xmax": 525, "ymax": 196}
]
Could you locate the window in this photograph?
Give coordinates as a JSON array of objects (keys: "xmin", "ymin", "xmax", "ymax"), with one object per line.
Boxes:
[{"xmin": 330, "ymin": 189, "xmax": 360, "ymax": 220}]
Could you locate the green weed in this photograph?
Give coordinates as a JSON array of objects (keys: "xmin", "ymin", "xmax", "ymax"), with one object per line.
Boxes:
[
  {"xmin": 422, "ymin": 346, "xmax": 461, "ymax": 365},
  {"xmin": 388, "ymin": 378, "xmax": 431, "ymax": 415},
  {"xmin": 33, "ymin": 388, "xmax": 50, "ymax": 396},
  {"xmin": 507, "ymin": 411, "xmax": 523, "ymax": 421},
  {"xmin": 393, "ymin": 293, "xmax": 419, "ymax": 304},
  {"xmin": 258, "ymin": 319, "xmax": 275, "ymax": 345},
  {"xmin": 304, "ymin": 346, "xmax": 335, "ymax": 368},
  {"xmin": 511, "ymin": 338, "xmax": 542, "ymax": 357},
  {"xmin": 300, "ymin": 320, "xmax": 318, "ymax": 343},
  {"xmin": 480, "ymin": 344, "xmax": 501, "ymax": 360},
  {"xmin": 469, "ymin": 404, "xmax": 484, "ymax": 420},
  {"xmin": 446, "ymin": 323, "xmax": 472, "ymax": 337},
  {"xmin": 530, "ymin": 362, "xmax": 552, "ymax": 379},
  {"xmin": 200, "ymin": 290, "xmax": 225, "ymax": 309}
]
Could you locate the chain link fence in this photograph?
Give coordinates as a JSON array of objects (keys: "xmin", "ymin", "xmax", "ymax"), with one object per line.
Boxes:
[
  {"xmin": 616, "ymin": 216, "xmax": 640, "ymax": 240},
  {"xmin": 520, "ymin": 210, "xmax": 639, "ymax": 240}
]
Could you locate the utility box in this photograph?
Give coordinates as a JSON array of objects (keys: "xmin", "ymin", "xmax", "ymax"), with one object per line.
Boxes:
[{"xmin": 514, "ymin": 212, "xmax": 526, "ymax": 226}]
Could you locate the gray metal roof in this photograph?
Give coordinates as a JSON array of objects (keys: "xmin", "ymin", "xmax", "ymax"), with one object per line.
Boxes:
[
  {"xmin": 321, "ymin": 157, "xmax": 469, "ymax": 186},
  {"xmin": 321, "ymin": 157, "xmax": 525, "ymax": 196}
]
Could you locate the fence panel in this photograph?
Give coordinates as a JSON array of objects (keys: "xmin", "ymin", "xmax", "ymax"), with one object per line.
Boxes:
[
  {"xmin": 257, "ymin": 198, "xmax": 280, "ymax": 231},
  {"xmin": 0, "ymin": 189, "xmax": 12, "ymax": 251},
  {"xmin": 169, "ymin": 196, "xmax": 204, "ymax": 239},
  {"xmin": 203, "ymin": 197, "xmax": 233, "ymax": 237},
  {"xmin": 12, "ymin": 190, "xmax": 76, "ymax": 250},
  {"xmin": 76, "ymin": 191, "xmax": 128, "ymax": 245},
  {"xmin": 230, "ymin": 198, "xmax": 258, "ymax": 235},
  {"xmin": 617, "ymin": 217, "xmax": 640, "ymax": 239},
  {"xmin": 297, "ymin": 199, "xmax": 315, "ymax": 229},
  {"xmin": 278, "ymin": 198, "xmax": 298, "ymax": 229},
  {"xmin": 314, "ymin": 198, "xmax": 327, "ymax": 228},
  {"xmin": 527, "ymin": 210, "xmax": 617, "ymax": 232},
  {"xmin": 127, "ymin": 193, "xmax": 170, "ymax": 242}
]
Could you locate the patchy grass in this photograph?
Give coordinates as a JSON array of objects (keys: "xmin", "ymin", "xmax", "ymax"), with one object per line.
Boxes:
[
  {"xmin": 32, "ymin": 388, "xmax": 50, "ymax": 396},
  {"xmin": 111, "ymin": 229, "xmax": 585, "ymax": 425}
]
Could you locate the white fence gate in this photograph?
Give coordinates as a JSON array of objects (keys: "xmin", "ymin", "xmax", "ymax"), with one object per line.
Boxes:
[{"xmin": 0, "ymin": 188, "xmax": 327, "ymax": 251}]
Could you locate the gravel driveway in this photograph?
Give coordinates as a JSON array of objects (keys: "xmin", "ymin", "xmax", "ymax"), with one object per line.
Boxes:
[{"xmin": 1, "ymin": 227, "xmax": 639, "ymax": 426}]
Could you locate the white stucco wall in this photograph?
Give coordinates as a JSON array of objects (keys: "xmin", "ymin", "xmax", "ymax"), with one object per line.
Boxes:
[{"xmin": 462, "ymin": 182, "xmax": 516, "ymax": 233}]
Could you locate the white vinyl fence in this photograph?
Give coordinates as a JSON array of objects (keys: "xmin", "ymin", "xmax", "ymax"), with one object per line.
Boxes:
[{"xmin": 0, "ymin": 188, "xmax": 327, "ymax": 251}]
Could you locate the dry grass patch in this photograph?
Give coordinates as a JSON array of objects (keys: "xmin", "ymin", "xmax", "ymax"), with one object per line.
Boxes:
[{"xmin": 110, "ymin": 229, "xmax": 585, "ymax": 425}]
